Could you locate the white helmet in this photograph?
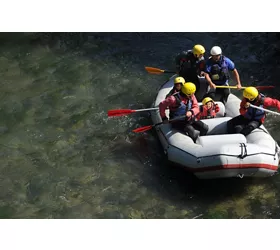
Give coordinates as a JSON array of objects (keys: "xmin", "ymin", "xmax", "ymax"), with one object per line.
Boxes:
[{"xmin": 210, "ymin": 46, "xmax": 222, "ymax": 55}]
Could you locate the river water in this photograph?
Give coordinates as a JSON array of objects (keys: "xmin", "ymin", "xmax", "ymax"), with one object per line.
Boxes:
[{"xmin": 0, "ymin": 32, "xmax": 280, "ymax": 219}]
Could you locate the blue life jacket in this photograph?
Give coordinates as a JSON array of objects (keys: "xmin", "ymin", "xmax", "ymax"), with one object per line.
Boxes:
[
  {"xmin": 209, "ymin": 56, "xmax": 230, "ymax": 85},
  {"xmin": 170, "ymin": 93, "xmax": 192, "ymax": 119},
  {"xmin": 245, "ymin": 94, "xmax": 266, "ymax": 121}
]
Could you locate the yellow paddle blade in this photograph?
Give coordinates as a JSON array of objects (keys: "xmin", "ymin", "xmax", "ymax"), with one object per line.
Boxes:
[{"xmin": 144, "ymin": 66, "xmax": 164, "ymax": 74}]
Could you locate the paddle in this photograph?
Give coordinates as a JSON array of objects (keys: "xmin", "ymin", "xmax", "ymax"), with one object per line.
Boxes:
[
  {"xmin": 108, "ymin": 107, "xmax": 159, "ymax": 117},
  {"xmin": 133, "ymin": 116, "xmax": 185, "ymax": 133},
  {"xmin": 215, "ymin": 85, "xmax": 275, "ymax": 90},
  {"xmin": 145, "ymin": 66, "xmax": 176, "ymax": 75},
  {"xmin": 250, "ymin": 104, "xmax": 280, "ymax": 116}
]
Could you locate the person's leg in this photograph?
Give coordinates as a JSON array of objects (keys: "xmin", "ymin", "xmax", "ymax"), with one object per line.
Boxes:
[
  {"xmin": 184, "ymin": 124, "xmax": 200, "ymax": 142},
  {"xmin": 212, "ymin": 88, "xmax": 223, "ymax": 102},
  {"xmin": 194, "ymin": 77, "xmax": 210, "ymax": 102},
  {"xmin": 234, "ymin": 124, "xmax": 246, "ymax": 133},
  {"xmin": 239, "ymin": 120, "xmax": 261, "ymax": 136},
  {"xmin": 203, "ymin": 88, "xmax": 216, "ymax": 100},
  {"xmin": 206, "ymin": 88, "xmax": 224, "ymax": 103},
  {"xmin": 171, "ymin": 120, "xmax": 186, "ymax": 132},
  {"xmin": 192, "ymin": 120, "xmax": 209, "ymax": 136},
  {"xmin": 221, "ymin": 88, "xmax": 230, "ymax": 104},
  {"xmin": 227, "ymin": 115, "xmax": 247, "ymax": 134},
  {"xmin": 208, "ymin": 87, "xmax": 230, "ymax": 104}
]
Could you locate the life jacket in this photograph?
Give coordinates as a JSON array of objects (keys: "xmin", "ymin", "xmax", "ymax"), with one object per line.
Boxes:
[
  {"xmin": 209, "ymin": 56, "xmax": 230, "ymax": 83},
  {"xmin": 179, "ymin": 50, "xmax": 196, "ymax": 69},
  {"xmin": 244, "ymin": 94, "xmax": 266, "ymax": 122},
  {"xmin": 178, "ymin": 51, "xmax": 199, "ymax": 79},
  {"xmin": 169, "ymin": 92, "xmax": 192, "ymax": 119},
  {"xmin": 199, "ymin": 104, "xmax": 217, "ymax": 119}
]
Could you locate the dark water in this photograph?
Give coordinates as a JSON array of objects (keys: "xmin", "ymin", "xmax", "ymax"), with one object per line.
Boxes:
[{"xmin": 1, "ymin": 32, "xmax": 280, "ymax": 219}]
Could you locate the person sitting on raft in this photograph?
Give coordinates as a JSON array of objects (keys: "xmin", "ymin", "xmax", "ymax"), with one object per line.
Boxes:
[
  {"xmin": 227, "ymin": 86, "xmax": 280, "ymax": 136},
  {"xmin": 159, "ymin": 82, "xmax": 208, "ymax": 142},
  {"xmin": 196, "ymin": 97, "xmax": 220, "ymax": 120},
  {"xmin": 165, "ymin": 76, "xmax": 185, "ymax": 98}
]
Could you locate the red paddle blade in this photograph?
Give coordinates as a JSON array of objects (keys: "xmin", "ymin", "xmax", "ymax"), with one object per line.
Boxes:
[
  {"xmin": 256, "ymin": 86, "xmax": 275, "ymax": 90},
  {"xmin": 132, "ymin": 125, "xmax": 154, "ymax": 133},
  {"xmin": 108, "ymin": 109, "xmax": 136, "ymax": 117}
]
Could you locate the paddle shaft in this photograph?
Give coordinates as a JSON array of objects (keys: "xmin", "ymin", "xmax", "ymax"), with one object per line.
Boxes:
[
  {"xmin": 162, "ymin": 70, "xmax": 176, "ymax": 73},
  {"xmin": 160, "ymin": 115, "xmax": 186, "ymax": 124},
  {"xmin": 134, "ymin": 108, "xmax": 159, "ymax": 112},
  {"xmin": 215, "ymin": 86, "xmax": 244, "ymax": 89},
  {"xmin": 215, "ymin": 85, "xmax": 274, "ymax": 90},
  {"xmin": 107, "ymin": 107, "xmax": 163, "ymax": 117},
  {"xmin": 146, "ymin": 115, "xmax": 187, "ymax": 128},
  {"xmin": 250, "ymin": 104, "xmax": 280, "ymax": 116},
  {"xmin": 134, "ymin": 115, "xmax": 187, "ymax": 132}
]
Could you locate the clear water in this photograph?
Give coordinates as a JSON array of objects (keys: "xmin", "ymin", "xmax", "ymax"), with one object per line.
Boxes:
[{"xmin": 0, "ymin": 32, "xmax": 280, "ymax": 218}]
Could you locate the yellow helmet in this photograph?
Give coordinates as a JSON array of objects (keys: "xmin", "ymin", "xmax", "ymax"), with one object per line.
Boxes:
[
  {"xmin": 193, "ymin": 44, "xmax": 205, "ymax": 57},
  {"xmin": 202, "ymin": 97, "xmax": 214, "ymax": 106},
  {"xmin": 181, "ymin": 82, "xmax": 196, "ymax": 96},
  {"xmin": 243, "ymin": 87, "xmax": 259, "ymax": 101},
  {"xmin": 174, "ymin": 76, "xmax": 185, "ymax": 85}
]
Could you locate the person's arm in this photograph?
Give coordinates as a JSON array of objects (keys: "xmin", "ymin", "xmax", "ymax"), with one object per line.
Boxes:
[
  {"xmin": 226, "ymin": 57, "xmax": 242, "ymax": 88},
  {"xmin": 239, "ymin": 98, "xmax": 248, "ymax": 115},
  {"xmin": 263, "ymin": 97, "xmax": 280, "ymax": 111},
  {"xmin": 159, "ymin": 96, "xmax": 176, "ymax": 120},
  {"xmin": 214, "ymin": 103, "xmax": 220, "ymax": 113},
  {"xmin": 189, "ymin": 95, "xmax": 199, "ymax": 117},
  {"xmin": 204, "ymin": 61, "xmax": 216, "ymax": 88},
  {"xmin": 197, "ymin": 59, "xmax": 206, "ymax": 76},
  {"xmin": 204, "ymin": 72, "xmax": 216, "ymax": 89},
  {"xmin": 232, "ymin": 68, "xmax": 241, "ymax": 88}
]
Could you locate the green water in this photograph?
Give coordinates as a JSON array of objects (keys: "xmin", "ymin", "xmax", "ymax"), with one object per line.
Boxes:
[{"xmin": 0, "ymin": 33, "xmax": 280, "ymax": 218}]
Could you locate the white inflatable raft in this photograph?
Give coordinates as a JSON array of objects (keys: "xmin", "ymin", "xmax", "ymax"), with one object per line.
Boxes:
[{"xmin": 150, "ymin": 75, "xmax": 280, "ymax": 179}]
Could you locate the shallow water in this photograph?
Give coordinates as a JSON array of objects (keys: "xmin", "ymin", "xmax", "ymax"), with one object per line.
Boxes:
[{"xmin": 1, "ymin": 32, "xmax": 280, "ymax": 218}]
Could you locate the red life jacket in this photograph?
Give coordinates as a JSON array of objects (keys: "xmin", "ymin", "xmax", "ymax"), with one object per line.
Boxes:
[{"xmin": 199, "ymin": 105, "xmax": 217, "ymax": 119}]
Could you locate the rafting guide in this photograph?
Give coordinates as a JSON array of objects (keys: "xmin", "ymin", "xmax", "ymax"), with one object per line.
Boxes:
[{"xmin": 204, "ymin": 46, "xmax": 242, "ymax": 104}]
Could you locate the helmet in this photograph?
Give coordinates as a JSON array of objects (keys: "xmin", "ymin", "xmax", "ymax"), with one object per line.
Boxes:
[
  {"xmin": 202, "ymin": 97, "xmax": 214, "ymax": 106},
  {"xmin": 210, "ymin": 46, "xmax": 222, "ymax": 56},
  {"xmin": 174, "ymin": 76, "xmax": 185, "ymax": 85},
  {"xmin": 181, "ymin": 82, "xmax": 196, "ymax": 96},
  {"xmin": 193, "ymin": 44, "xmax": 205, "ymax": 57},
  {"xmin": 243, "ymin": 87, "xmax": 259, "ymax": 101}
]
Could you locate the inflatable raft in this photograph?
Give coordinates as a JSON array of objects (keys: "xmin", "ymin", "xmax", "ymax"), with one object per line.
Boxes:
[{"xmin": 150, "ymin": 75, "xmax": 280, "ymax": 179}]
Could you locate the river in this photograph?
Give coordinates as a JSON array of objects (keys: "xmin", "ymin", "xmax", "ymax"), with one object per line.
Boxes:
[{"xmin": 0, "ymin": 32, "xmax": 280, "ymax": 218}]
